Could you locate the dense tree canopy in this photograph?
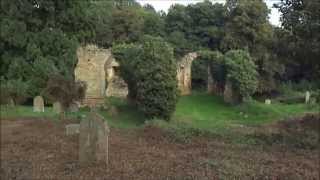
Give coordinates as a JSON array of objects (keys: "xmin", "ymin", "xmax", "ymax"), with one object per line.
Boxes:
[
  {"xmin": 0, "ymin": 0, "xmax": 318, "ymax": 108},
  {"xmin": 274, "ymin": 0, "xmax": 320, "ymax": 81}
]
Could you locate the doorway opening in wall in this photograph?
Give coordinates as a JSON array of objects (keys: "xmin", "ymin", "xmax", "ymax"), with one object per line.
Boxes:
[
  {"xmin": 191, "ymin": 58, "xmax": 207, "ymax": 92},
  {"xmin": 113, "ymin": 66, "xmax": 120, "ymax": 76}
]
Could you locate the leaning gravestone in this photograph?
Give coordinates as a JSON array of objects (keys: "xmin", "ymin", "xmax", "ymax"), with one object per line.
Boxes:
[
  {"xmin": 33, "ymin": 96, "xmax": 44, "ymax": 112},
  {"xmin": 79, "ymin": 112, "xmax": 110, "ymax": 165},
  {"xmin": 53, "ymin": 102, "xmax": 62, "ymax": 114}
]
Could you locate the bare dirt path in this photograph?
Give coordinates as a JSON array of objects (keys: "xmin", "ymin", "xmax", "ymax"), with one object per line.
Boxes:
[{"xmin": 1, "ymin": 118, "xmax": 319, "ymax": 179}]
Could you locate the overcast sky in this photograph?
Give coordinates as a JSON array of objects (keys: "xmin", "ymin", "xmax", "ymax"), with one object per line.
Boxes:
[{"xmin": 136, "ymin": 0, "xmax": 281, "ymax": 26}]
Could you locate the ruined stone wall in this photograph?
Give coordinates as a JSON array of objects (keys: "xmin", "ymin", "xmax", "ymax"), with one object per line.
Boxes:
[
  {"xmin": 176, "ymin": 52, "xmax": 198, "ymax": 95},
  {"xmin": 177, "ymin": 52, "xmax": 221, "ymax": 95},
  {"xmin": 105, "ymin": 60, "xmax": 128, "ymax": 97},
  {"xmin": 75, "ymin": 45, "xmax": 128, "ymax": 106}
]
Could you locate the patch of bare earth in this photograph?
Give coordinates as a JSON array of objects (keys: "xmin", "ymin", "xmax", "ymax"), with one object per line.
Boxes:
[{"xmin": 1, "ymin": 116, "xmax": 319, "ymax": 179}]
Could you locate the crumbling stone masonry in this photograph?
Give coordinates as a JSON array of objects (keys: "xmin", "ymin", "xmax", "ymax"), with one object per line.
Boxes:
[
  {"xmin": 75, "ymin": 45, "xmax": 217, "ymax": 106},
  {"xmin": 74, "ymin": 45, "xmax": 128, "ymax": 106},
  {"xmin": 176, "ymin": 52, "xmax": 216, "ymax": 95},
  {"xmin": 177, "ymin": 52, "xmax": 198, "ymax": 95}
]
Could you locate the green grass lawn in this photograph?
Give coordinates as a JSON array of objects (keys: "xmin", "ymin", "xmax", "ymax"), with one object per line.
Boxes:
[
  {"xmin": 0, "ymin": 105, "xmax": 88, "ymax": 120},
  {"xmin": 1, "ymin": 93, "xmax": 318, "ymax": 133},
  {"xmin": 98, "ymin": 97, "xmax": 145, "ymax": 128},
  {"xmin": 173, "ymin": 92, "xmax": 318, "ymax": 130}
]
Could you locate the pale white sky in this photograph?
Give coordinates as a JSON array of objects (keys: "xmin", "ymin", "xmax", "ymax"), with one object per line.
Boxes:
[{"xmin": 137, "ymin": 0, "xmax": 281, "ymax": 26}]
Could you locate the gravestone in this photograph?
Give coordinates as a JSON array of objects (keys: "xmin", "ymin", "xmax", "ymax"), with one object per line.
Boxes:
[
  {"xmin": 79, "ymin": 112, "xmax": 110, "ymax": 165},
  {"xmin": 66, "ymin": 124, "xmax": 80, "ymax": 135},
  {"xmin": 223, "ymin": 80, "xmax": 241, "ymax": 104},
  {"xmin": 53, "ymin": 102, "xmax": 62, "ymax": 114},
  {"xmin": 265, "ymin": 99, "xmax": 271, "ymax": 105},
  {"xmin": 305, "ymin": 91, "xmax": 310, "ymax": 104},
  {"xmin": 33, "ymin": 96, "xmax": 44, "ymax": 112},
  {"xmin": 69, "ymin": 102, "xmax": 79, "ymax": 112},
  {"xmin": 8, "ymin": 98, "xmax": 15, "ymax": 107},
  {"xmin": 108, "ymin": 106, "xmax": 119, "ymax": 117}
]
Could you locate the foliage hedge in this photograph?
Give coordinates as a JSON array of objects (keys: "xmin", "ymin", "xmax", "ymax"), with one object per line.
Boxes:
[
  {"xmin": 113, "ymin": 35, "xmax": 178, "ymax": 120},
  {"xmin": 224, "ymin": 50, "xmax": 258, "ymax": 100}
]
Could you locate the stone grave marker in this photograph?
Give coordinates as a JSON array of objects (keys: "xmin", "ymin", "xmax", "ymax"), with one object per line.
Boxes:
[
  {"xmin": 66, "ymin": 124, "xmax": 80, "ymax": 135},
  {"xmin": 8, "ymin": 98, "xmax": 15, "ymax": 107},
  {"xmin": 79, "ymin": 112, "xmax": 110, "ymax": 165},
  {"xmin": 33, "ymin": 96, "xmax": 44, "ymax": 112},
  {"xmin": 69, "ymin": 102, "xmax": 79, "ymax": 112},
  {"xmin": 223, "ymin": 80, "xmax": 241, "ymax": 104},
  {"xmin": 265, "ymin": 99, "xmax": 271, "ymax": 105},
  {"xmin": 305, "ymin": 91, "xmax": 310, "ymax": 104},
  {"xmin": 53, "ymin": 102, "xmax": 62, "ymax": 114}
]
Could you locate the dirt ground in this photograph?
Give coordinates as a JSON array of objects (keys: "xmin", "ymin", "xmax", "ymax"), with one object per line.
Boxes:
[{"xmin": 1, "ymin": 117, "xmax": 319, "ymax": 180}]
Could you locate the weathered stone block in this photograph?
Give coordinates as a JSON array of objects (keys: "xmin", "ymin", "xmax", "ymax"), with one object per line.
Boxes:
[
  {"xmin": 53, "ymin": 102, "xmax": 62, "ymax": 114},
  {"xmin": 33, "ymin": 96, "xmax": 44, "ymax": 112},
  {"xmin": 66, "ymin": 124, "xmax": 80, "ymax": 135},
  {"xmin": 305, "ymin": 91, "xmax": 310, "ymax": 104},
  {"xmin": 79, "ymin": 113, "xmax": 110, "ymax": 164},
  {"xmin": 223, "ymin": 81, "xmax": 241, "ymax": 104},
  {"xmin": 265, "ymin": 99, "xmax": 271, "ymax": 105}
]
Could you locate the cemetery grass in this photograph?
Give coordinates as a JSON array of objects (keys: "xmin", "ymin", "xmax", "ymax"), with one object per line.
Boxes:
[
  {"xmin": 1, "ymin": 93, "xmax": 319, "ymax": 179},
  {"xmin": 100, "ymin": 93, "xmax": 318, "ymax": 134},
  {"xmin": 0, "ymin": 105, "xmax": 87, "ymax": 120},
  {"xmin": 1, "ymin": 114, "xmax": 319, "ymax": 179},
  {"xmin": 1, "ymin": 92, "xmax": 318, "ymax": 132}
]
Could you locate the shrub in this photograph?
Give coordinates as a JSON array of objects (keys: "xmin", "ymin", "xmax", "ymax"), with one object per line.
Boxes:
[
  {"xmin": 136, "ymin": 35, "xmax": 178, "ymax": 120},
  {"xmin": 191, "ymin": 56, "xmax": 208, "ymax": 90},
  {"xmin": 113, "ymin": 36, "xmax": 178, "ymax": 120},
  {"xmin": 224, "ymin": 50, "xmax": 258, "ymax": 101},
  {"xmin": 199, "ymin": 50, "xmax": 226, "ymax": 88},
  {"xmin": 0, "ymin": 77, "xmax": 30, "ymax": 105},
  {"xmin": 112, "ymin": 43, "xmax": 142, "ymax": 101},
  {"xmin": 43, "ymin": 75, "xmax": 86, "ymax": 112}
]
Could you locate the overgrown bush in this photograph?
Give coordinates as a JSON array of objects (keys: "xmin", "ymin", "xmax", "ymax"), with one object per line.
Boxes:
[
  {"xmin": 191, "ymin": 56, "xmax": 208, "ymax": 90},
  {"xmin": 112, "ymin": 43, "xmax": 142, "ymax": 101},
  {"xmin": 43, "ymin": 75, "xmax": 86, "ymax": 112},
  {"xmin": 198, "ymin": 50, "xmax": 226, "ymax": 91},
  {"xmin": 0, "ymin": 77, "xmax": 30, "ymax": 105},
  {"xmin": 136, "ymin": 36, "xmax": 178, "ymax": 120},
  {"xmin": 113, "ymin": 35, "xmax": 178, "ymax": 120},
  {"xmin": 224, "ymin": 50, "xmax": 258, "ymax": 101}
]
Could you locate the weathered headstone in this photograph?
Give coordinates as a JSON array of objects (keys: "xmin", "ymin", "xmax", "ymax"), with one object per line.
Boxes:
[
  {"xmin": 69, "ymin": 102, "xmax": 79, "ymax": 112},
  {"xmin": 79, "ymin": 113, "xmax": 110, "ymax": 165},
  {"xmin": 8, "ymin": 98, "xmax": 15, "ymax": 107},
  {"xmin": 53, "ymin": 102, "xmax": 62, "ymax": 114},
  {"xmin": 305, "ymin": 91, "xmax": 310, "ymax": 104},
  {"xmin": 223, "ymin": 80, "xmax": 241, "ymax": 104},
  {"xmin": 66, "ymin": 124, "xmax": 80, "ymax": 135},
  {"xmin": 265, "ymin": 99, "xmax": 271, "ymax": 105},
  {"xmin": 108, "ymin": 106, "xmax": 119, "ymax": 117},
  {"xmin": 33, "ymin": 96, "xmax": 44, "ymax": 112}
]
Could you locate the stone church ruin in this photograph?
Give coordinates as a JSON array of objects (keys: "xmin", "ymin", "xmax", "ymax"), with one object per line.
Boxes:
[
  {"xmin": 75, "ymin": 45, "xmax": 216, "ymax": 106},
  {"xmin": 75, "ymin": 45, "xmax": 128, "ymax": 106},
  {"xmin": 176, "ymin": 52, "xmax": 216, "ymax": 95}
]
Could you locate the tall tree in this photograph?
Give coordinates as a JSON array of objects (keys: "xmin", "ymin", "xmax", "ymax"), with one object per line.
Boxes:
[
  {"xmin": 0, "ymin": 0, "xmax": 95, "ymax": 99},
  {"xmin": 275, "ymin": 0, "xmax": 320, "ymax": 80},
  {"xmin": 222, "ymin": 0, "xmax": 281, "ymax": 93}
]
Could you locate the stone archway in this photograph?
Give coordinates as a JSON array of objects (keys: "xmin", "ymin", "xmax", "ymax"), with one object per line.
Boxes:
[
  {"xmin": 176, "ymin": 52, "xmax": 216, "ymax": 95},
  {"xmin": 104, "ymin": 56, "xmax": 128, "ymax": 97}
]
